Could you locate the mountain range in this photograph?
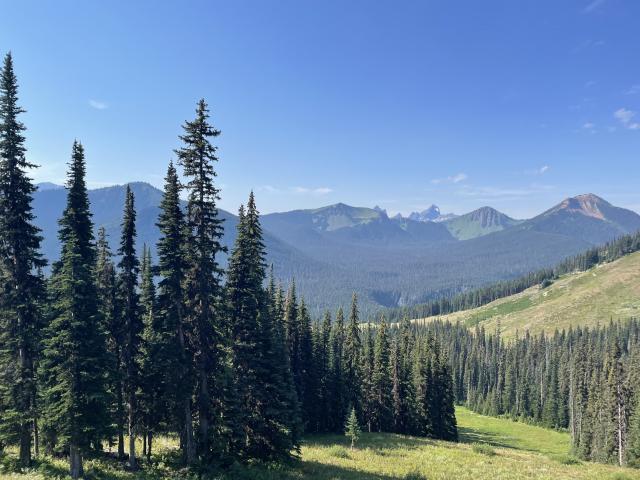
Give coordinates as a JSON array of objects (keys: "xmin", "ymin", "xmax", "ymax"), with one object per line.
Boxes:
[{"xmin": 33, "ymin": 183, "xmax": 640, "ymax": 315}]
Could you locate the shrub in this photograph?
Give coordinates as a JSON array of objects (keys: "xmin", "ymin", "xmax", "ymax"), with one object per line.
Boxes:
[
  {"xmin": 472, "ymin": 443, "xmax": 496, "ymax": 456},
  {"xmin": 327, "ymin": 445, "xmax": 350, "ymax": 459},
  {"xmin": 404, "ymin": 469, "xmax": 428, "ymax": 480},
  {"xmin": 540, "ymin": 278, "xmax": 553, "ymax": 289},
  {"xmin": 551, "ymin": 454, "xmax": 581, "ymax": 465}
]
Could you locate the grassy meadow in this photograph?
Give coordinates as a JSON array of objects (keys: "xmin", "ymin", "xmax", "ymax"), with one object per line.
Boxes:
[
  {"xmin": 2, "ymin": 407, "xmax": 639, "ymax": 480},
  {"xmin": 412, "ymin": 251, "xmax": 640, "ymax": 338}
]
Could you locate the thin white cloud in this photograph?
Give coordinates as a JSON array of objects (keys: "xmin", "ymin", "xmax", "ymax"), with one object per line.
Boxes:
[
  {"xmin": 584, "ymin": 80, "xmax": 597, "ymax": 88},
  {"xmin": 525, "ymin": 165, "xmax": 551, "ymax": 176},
  {"xmin": 625, "ymin": 85, "xmax": 640, "ymax": 95},
  {"xmin": 431, "ymin": 173, "xmax": 468, "ymax": 185},
  {"xmin": 614, "ymin": 108, "xmax": 640, "ymax": 130},
  {"xmin": 89, "ymin": 99, "xmax": 108, "ymax": 110},
  {"xmin": 292, "ymin": 186, "xmax": 333, "ymax": 195},
  {"xmin": 258, "ymin": 185, "xmax": 332, "ymax": 195},
  {"xmin": 583, "ymin": 0, "xmax": 606, "ymax": 13},
  {"xmin": 582, "ymin": 122, "xmax": 595, "ymax": 130}
]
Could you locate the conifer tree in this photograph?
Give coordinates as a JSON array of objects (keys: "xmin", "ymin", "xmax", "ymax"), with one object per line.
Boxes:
[
  {"xmin": 39, "ymin": 141, "xmax": 109, "ymax": 479},
  {"xmin": 176, "ymin": 99, "xmax": 226, "ymax": 458},
  {"xmin": 314, "ymin": 311, "xmax": 332, "ymax": 432},
  {"xmin": 228, "ymin": 193, "xmax": 299, "ymax": 459},
  {"xmin": 117, "ymin": 186, "xmax": 142, "ymax": 469},
  {"xmin": 344, "ymin": 294, "xmax": 362, "ymax": 418},
  {"xmin": 345, "ymin": 407, "xmax": 361, "ymax": 450},
  {"xmin": 95, "ymin": 227, "xmax": 124, "ymax": 456},
  {"xmin": 627, "ymin": 391, "xmax": 640, "ymax": 467},
  {"xmin": 139, "ymin": 245, "xmax": 161, "ymax": 460},
  {"xmin": 266, "ymin": 268, "xmax": 302, "ymax": 452},
  {"xmin": 283, "ymin": 281, "xmax": 299, "ymax": 381},
  {"xmin": 372, "ymin": 316, "xmax": 392, "ymax": 432},
  {"xmin": 360, "ymin": 326, "xmax": 375, "ymax": 432},
  {"xmin": 155, "ymin": 161, "xmax": 195, "ymax": 463},
  {"xmin": 431, "ymin": 341, "xmax": 458, "ymax": 441},
  {"xmin": 606, "ymin": 341, "xmax": 629, "ymax": 466},
  {"xmin": 297, "ymin": 299, "xmax": 315, "ymax": 428},
  {"xmin": 0, "ymin": 52, "xmax": 46, "ymax": 467},
  {"xmin": 329, "ymin": 307, "xmax": 346, "ymax": 432}
]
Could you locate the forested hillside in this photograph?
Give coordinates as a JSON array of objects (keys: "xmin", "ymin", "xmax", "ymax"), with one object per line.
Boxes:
[
  {"xmin": 386, "ymin": 230, "xmax": 640, "ymax": 324},
  {"xmin": 431, "ymin": 250, "xmax": 640, "ymax": 337},
  {"xmin": 31, "ymin": 183, "xmax": 640, "ymax": 314}
]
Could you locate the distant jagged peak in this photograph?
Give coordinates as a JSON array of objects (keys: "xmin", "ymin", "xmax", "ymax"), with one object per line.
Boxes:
[
  {"xmin": 373, "ymin": 205, "xmax": 388, "ymax": 217},
  {"xmin": 406, "ymin": 204, "xmax": 456, "ymax": 222}
]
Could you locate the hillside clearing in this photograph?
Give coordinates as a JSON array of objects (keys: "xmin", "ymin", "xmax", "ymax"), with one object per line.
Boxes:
[
  {"xmin": 2, "ymin": 407, "xmax": 639, "ymax": 480},
  {"xmin": 412, "ymin": 250, "xmax": 640, "ymax": 338}
]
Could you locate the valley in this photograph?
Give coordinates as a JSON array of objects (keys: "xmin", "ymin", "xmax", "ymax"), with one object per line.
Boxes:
[{"xmin": 32, "ymin": 183, "xmax": 640, "ymax": 315}]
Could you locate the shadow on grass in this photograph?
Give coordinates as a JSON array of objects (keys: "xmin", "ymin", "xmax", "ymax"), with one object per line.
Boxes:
[
  {"xmin": 458, "ymin": 425, "xmax": 519, "ymax": 450},
  {"xmin": 222, "ymin": 460, "xmax": 401, "ymax": 480},
  {"xmin": 303, "ymin": 432, "xmax": 434, "ymax": 452},
  {"xmin": 0, "ymin": 453, "xmax": 70, "ymax": 479}
]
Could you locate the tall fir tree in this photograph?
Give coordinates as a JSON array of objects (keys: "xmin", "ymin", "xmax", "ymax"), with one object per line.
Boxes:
[
  {"xmin": 176, "ymin": 99, "xmax": 226, "ymax": 459},
  {"xmin": 155, "ymin": 161, "xmax": 196, "ymax": 463},
  {"xmin": 329, "ymin": 307, "xmax": 347, "ymax": 432},
  {"xmin": 0, "ymin": 52, "xmax": 46, "ymax": 466},
  {"xmin": 266, "ymin": 268, "xmax": 302, "ymax": 451},
  {"xmin": 227, "ymin": 192, "xmax": 299, "ymax": 459},
  {"xmin": 138, "ymin": 245, "xmax": 162, "ymax": 460},
  {"xmin": 360, "ymin": 326, "xmax": 375, "ymax": 432},
  {"xmin": 344, "ymin": 294, "xmax": 362, "ymax": 418},
  {"xmin": 39, "ymin": 141, "xmax": 109, "ymax": 479},
  {"xmin": 372, "ymin": 317, "xmax": 392, "ymax": 432},
  {"xmin": 95, "ymin": 227, "xmax": 124, "ymax": 456},
  {"xmin": 117, "ymin": 186, "xmax": 142, "ymax": 469},
  {"xmin": 297, "ymin": 299, "xmax": 316, "ymax": 430},
  {"xmin": 314, "ymin": 311, "xmax": 332, "ymax": 433}
]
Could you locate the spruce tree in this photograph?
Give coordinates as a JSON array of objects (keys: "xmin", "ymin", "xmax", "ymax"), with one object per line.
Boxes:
[
  {"xmin": 0, "ymin": 51, "xmax": 46, "ymax": 466},
  {"xmin": 329, "ymin": 307, "xmax": 346, "ymax": 432},
  {"xmin": 117, "ymin": 186, "xmax": 142, "ymax": 469},
  {"xmin": 266, "ymin": 268, "xmax": 302, "ymax": 452},
  {"xmin": 95, "ymin": 227, "xmax": 124, "ymax": 456},
  {"xmin": 297, "ymin": 299, "xmax": 315, "ymax": 429},
  {"xmin": 345, "ymin": 407, "xmax": 361, "ymax": 450},
  {"xmin": 39, "ymin": 141, "xmax": 109, "ymax": 479},
  {"xmin": 606, "ymin": 341, "xmax": 629, "ymax": 466},
  {"xmin": 139, "ymin": 245, "xmax": 161, "ymax": 460},
  {"xmin": 314, "ymin": 311, "xmax": 332, "ymax": 432},
  {"xmin": 155, "ymin": 161, "xmax": 196, "ymax": 463},
  {"xmin": 372, "ymin": 316, "xmax": 392, "ymax": 432},
  {"xmin": 344, "ymin": 294, "xmax": 362, "ymax": 418},
  {"xmin": 227, "ymin": 192, "xmax": 299, "ymax": 459},
  {"xmin": 176, "ymin": 99, "xmax": 226, "ymax": 458},
  {"xmin": 627, "ymin": 391, "xmax": 640, "ymax": 467},
  {"xmin": 360, "ymin": 326, "xmax": 375, "ymax": 432}
]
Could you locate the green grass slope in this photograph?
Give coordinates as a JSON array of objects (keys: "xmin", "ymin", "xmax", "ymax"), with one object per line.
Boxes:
[
  {"xmin": 3, "ymin": 407, "xmax": 639, "ymax": 479},
  {"xmin": 417, "ymin": 250, "xmax": 640, "ymax": 338}
]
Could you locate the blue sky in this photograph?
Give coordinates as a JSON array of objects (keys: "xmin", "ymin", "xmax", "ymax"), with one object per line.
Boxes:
[{"xmin": 2, "ymin": 0, "xmax": 640, "ymax": 218}]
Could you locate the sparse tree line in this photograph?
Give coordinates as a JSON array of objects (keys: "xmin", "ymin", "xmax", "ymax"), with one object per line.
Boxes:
[
  {"xmin": 0, "ymin": 53, "xmax": 457, "ymax": 478},
  {"xmin": 420, "ymin": 319, "xmax": 640, "ymax": 467},
  {"xmin": 386, "ymin": 231, "xmax": 640, "ymax": 323}
]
